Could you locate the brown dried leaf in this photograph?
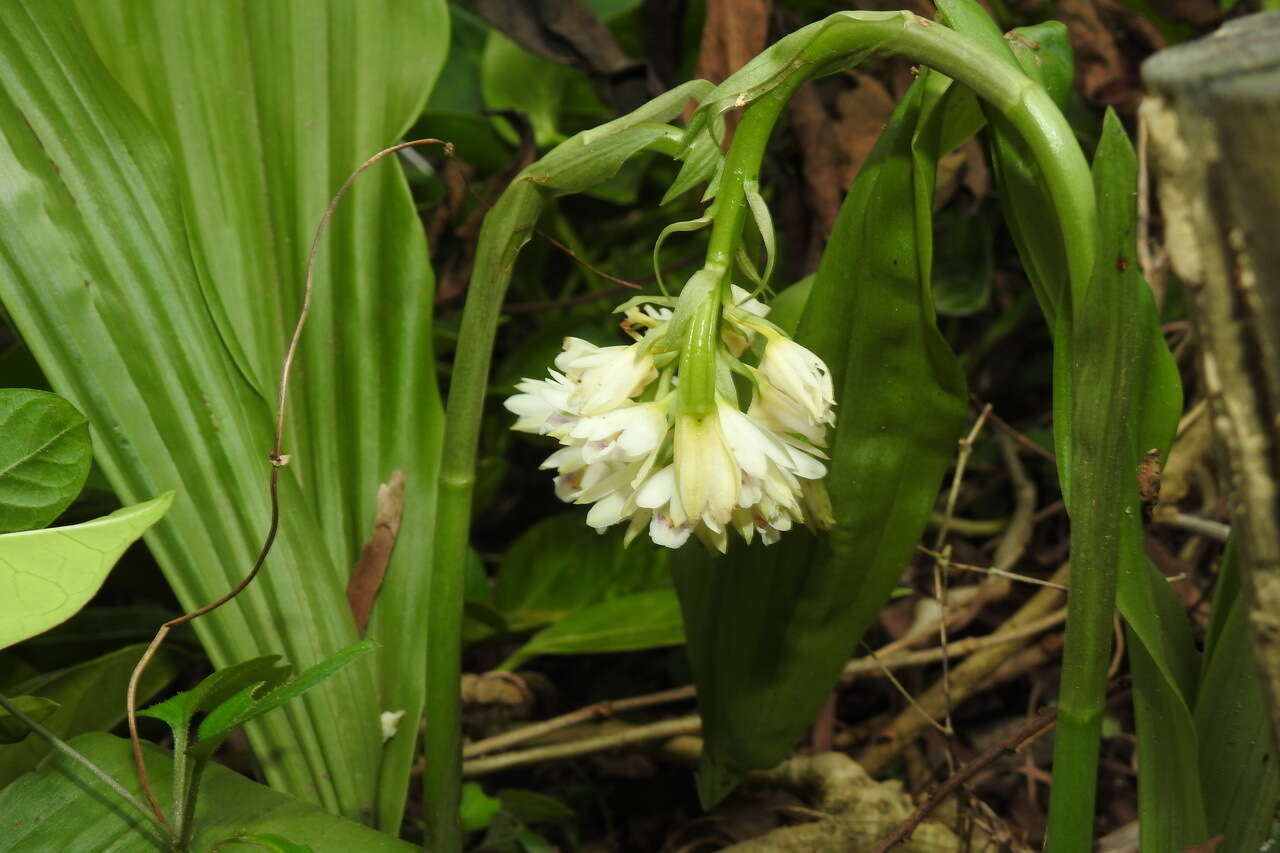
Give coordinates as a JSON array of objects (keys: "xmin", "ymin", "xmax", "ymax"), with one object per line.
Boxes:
[
  {"xmin": 787, "ymin": 82, "xmax": 843, "ymax": 243},
  {"xmin": 346, "ymin": 470, "xmax": 406, "ymax": 635},
  {"xmin": 692, "ymin": 0, "xmax": 771, "ymax": 134},
  {"xmin": 832, "ymin": 72, "xmax": 896, "ymax": 187},
  {"xmin": 694, "ymin": 0, "xmax": 771, "ymax": 84}
]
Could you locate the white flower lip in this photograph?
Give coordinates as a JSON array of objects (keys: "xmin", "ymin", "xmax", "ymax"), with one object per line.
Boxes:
[{"xmin": 503, "ymin": 287, "xmax": 836, "ymax": 551}]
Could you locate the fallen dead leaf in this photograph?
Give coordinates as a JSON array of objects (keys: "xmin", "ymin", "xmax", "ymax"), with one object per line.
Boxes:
[
  {"xmin": 691, "ymin": 0, "xmax": 771, "ymax": 135},
  {"xmin": 346, "ymin": 470, "xmax": 406, "ymax": 635},
  {"xmin": 832, "ymin": 71, "xmax": 896, "ymax": 186}
]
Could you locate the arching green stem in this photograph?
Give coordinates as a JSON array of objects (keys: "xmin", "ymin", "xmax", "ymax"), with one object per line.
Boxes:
[{"xmin": 427, "ymin": 13, "xmax": 1097, "ymax": 853}]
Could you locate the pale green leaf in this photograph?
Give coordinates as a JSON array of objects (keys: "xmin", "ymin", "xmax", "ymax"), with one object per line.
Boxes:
[{"xmin": 0, "ymin": 494, "xmax": 171, "ymax": 650}]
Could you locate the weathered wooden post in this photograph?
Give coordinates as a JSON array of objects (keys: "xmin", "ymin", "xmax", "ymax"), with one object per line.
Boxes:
[{"xmin": 1142, "ymin": 12, "xmax": 1280, "ymax": 752}]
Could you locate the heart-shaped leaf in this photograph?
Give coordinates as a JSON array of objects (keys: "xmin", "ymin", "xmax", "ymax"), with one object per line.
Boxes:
[{"xmin": 0, "ymin": 388, "xmax": 91, "ymax": 533}]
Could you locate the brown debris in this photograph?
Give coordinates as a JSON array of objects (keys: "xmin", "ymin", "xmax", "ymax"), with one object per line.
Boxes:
[{"xmin": 345, "ymin": 470, "xmax": 406, "ymax": 635}]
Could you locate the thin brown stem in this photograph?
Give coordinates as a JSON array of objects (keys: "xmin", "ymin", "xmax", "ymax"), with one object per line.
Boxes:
[
  {"xmin": 125, "ymin": 138, "xmax": 453, "ymax": 824},
  {"xmin": 870, "ymin": 684, "xmax": 1132, "ymax": 853}
]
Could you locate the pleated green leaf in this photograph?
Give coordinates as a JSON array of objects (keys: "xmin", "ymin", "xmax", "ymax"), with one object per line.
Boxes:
[
  {"xmin": 672, "ymin": 74, "xmax": 968, "ymax": 807},
  {"xmin": 0, "ymin": 389, "xmax": 91, "ymax": 533},
  {"xmin": 69, "ymin": 3, "xmax": 450, "ymax": 826},
  {"xmin": 0, "ymin": 0, "xmax": 447, "ymax": 825},
  {"xmin": 0, "ymin": 733, "xmax": 414, "ymax": 852}
]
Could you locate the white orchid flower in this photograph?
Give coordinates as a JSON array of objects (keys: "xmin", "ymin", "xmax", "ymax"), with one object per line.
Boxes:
[
  {"xmin": 504, "ymin": 278, "xmax": 836, "ymax": 551},
  {"xmin": 757, "ymin": 336, "xmax": 835, "ymax": 424},
  {"xmin": 556, "ymin": 337, "xmax": 657, "ymax": 415}
]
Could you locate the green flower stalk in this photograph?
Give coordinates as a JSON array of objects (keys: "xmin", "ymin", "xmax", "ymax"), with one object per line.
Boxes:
[{"xmin": 428, "ymin": 10, "xmax": 1097, "ymax": 851}]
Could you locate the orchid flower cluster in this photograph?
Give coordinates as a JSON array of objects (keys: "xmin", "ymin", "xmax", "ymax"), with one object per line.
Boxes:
[{"xmin": 504, "ymin": 271, "xmax": 837, "ymax": 551}]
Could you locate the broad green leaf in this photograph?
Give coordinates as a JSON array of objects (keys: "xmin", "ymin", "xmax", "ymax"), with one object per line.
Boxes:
[
  {"xmin": 501, "ymin": 588, "xmax": 684, "ymax": 669},
  {"xmin": 0, "ymin": 388, "xmax": 91, "ymax": 533},
  {"xmin": 1195, "ymin": 544, "xmax": 1280, "ymax": 853},
  {"xmin": 933, "ymin": 205, "xmax": 994, "ymax": 317},
  {"xmin": 214, "ymin": 835, "xmax": 315, "ymax": 853},
  {"xmin": 673, "ymin": 77, "xmax": 967, "ymax": 806},
  {"xmin": 0, "ymin": 0, "xmax": 446, "ymax": 822},
  {"xmin": 0, "ymin": 733, "xmax": 415, "ymax": 852},
  {"xmin": 0, "ymin": 695, "xmax": 58, "ymax": 743},
  {"xmin": 0, "ymin": 641, "xmax": 188, "ymax": 787},
  {"xmin": 482, "ymin": 32, "xmax": 574, "ymax": 147},
  {"xmin": 0, "ymin": 494, "xmax": 172, "ymax": 650},
  {"xmin": 494, "ymin": 514, "xmax": 669, "ymax": 631},
  {"xmin": 74, "ymin": 5, "xmax": 450, "ymax": 822}
]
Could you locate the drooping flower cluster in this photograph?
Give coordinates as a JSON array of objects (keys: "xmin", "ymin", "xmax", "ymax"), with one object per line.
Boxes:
[{"xmin": 504, "ymin": 286, "xmax": 836, "ymax": 551}]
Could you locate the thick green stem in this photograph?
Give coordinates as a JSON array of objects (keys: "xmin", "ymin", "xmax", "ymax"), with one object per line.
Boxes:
[
  {"xmin": 703, "ymin": 73, "xmax": 812, "ymax": 275},
  {"xmin": 170, "ymin": 725, "xmax": 191, "ymax": 843},
  {"xmin": 424, "ymin": 182, "xmax": 544, "ymax": 853}
]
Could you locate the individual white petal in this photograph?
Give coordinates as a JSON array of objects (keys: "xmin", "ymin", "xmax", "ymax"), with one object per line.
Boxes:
[
  {"xmin": 636, "ymin": 465, "xmax": 677, "ymax": 509},
  {"xmin": 624, "ymin": 510, "xmax": 653, "ymax": 546},
  {"xmin": 571, "ymin": 403, "xmax": 668, "ymax": 464},
  {"xmin": 649, "ymin": 508, "xmax": 693, "ymax": 548},
  {"xmin": 675, "ymin": 413, "xmax": 738, "ymax": 526},
  {"xmin": 586, "ymin": 491, "xmax": 630, "ymax": 531},
  {"xmin": 749, "ymin": 376, "xmax": 830, "ymax": 447},
  {"xmin": 783, "ymin": 442, "xmax": 827, "ymax": 480},
  {"xmin": 729, "ymin": 285, "xmax": 770, "ymax": 318},
  {"xmin": 504, "ymin": 372, "xmax": 576, "ymax": 434},
  {"xmin": 717, "ymin": 399, "xmax": 796, "ymax": 477}
]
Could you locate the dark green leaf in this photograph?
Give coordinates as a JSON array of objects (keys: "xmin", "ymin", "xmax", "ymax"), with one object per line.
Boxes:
[
  {"xmin": 673, "ymin": 76, "xmax": 967, "ymax": 806},
  {"xmin": 193, "ymin": 640, "xmax": 378, "ymax": 750},
  {"xmin": 0, "ymin": 641, "xmax": 188, "ymax": 787},
  {"xmin": 0, "ymin": 388, "xmax": 91, "ymax": 533},
  {"xmin": 0, "ymin": 695, "xmax": 59, "ymax": 744},
  {"xmin": 1195, "ymin": 543, "xmax": 1280, "ymax": 853},
  {"xmin": 932, "ymin": 205, "xmax": 994, "ymax": 316},
  {"xmin": 140, "ymin": 656, "xmax": 291, "ymax": 736},
  {"xmin": 495, "ymin": 514, "xmax": 668, "ymax": 630},
  {"xmin": 1052, "ymin": 110, "xmax": 1197, "ymax": 850},
  {"xmin": 497, "ymin": 789, "xmax": 576, "ymax": 826},
  {"xmin": 501, "ymin": 588, "xmax": 683, "ymax": 669},
  {"xmin": 0, "ymin": 732, "xmax": 415, "ymax": 852}
]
